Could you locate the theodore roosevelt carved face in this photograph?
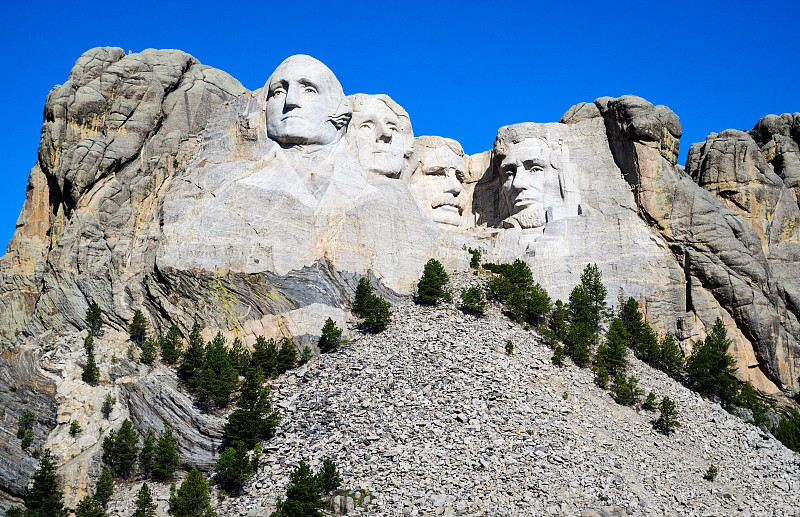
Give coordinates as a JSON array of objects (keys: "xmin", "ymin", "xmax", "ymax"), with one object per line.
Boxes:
[
  {"xmin": 347, "ymin": 94, "xmax": 414, "ymax": 178},
  {"xmin": 265, "ymin": 55, "xmax": 350, "ymax": 146},
  {"xmin": 409, "ymin": 137, "xmax": 466, "ymax": 227},
  {"xmin": 495, "ymin": 135, "xmax": 576, "ymax": 229}
]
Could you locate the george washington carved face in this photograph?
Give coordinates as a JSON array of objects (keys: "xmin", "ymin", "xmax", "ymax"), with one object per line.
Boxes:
[{"xmin": 265, "ymin": 55, "xmax": 350, "ymax": 146}]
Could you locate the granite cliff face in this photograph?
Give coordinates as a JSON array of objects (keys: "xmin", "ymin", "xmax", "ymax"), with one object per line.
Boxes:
[{"xmin": 0, "ymin": 47, "xmax": 798, "ymax": 504}]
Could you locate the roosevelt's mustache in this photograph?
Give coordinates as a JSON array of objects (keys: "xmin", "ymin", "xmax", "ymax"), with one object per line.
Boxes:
[{"xmin": 431, "ymin": 193, "xmax": 465, "ymax": 213}]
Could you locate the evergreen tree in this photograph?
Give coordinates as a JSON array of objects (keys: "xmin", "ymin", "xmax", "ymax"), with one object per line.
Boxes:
[
  {"xmin": 251, "ymin": 336, "xmax": 279, "ymax": 378},
  {"xmin": 643, "ymin": 391, "xmax": 658, "ymax": 411},
  {"xmin": 352, "ymin": 278, "xmax": 372, "ymax": 318},
  {"xmin": 151, "ymin": 425, "xmax": 181, "ymax": 481},
  {"xmin": 101, "ymin": 419, "xmax": 140, "ymax": 479},
  {"xmin": 611, "ymin": 375, "xmax": 643, "ymax": 406},
  {"xmin": 140, "ymin": 337, "xmax": 158, "ymax": 366},
  {"xmin": 69, "ymin": 420, "xmax": 82, "ymax": 437},
  {"xmin": 656, "ymin": 396, "xmax": 680, "ymax": 435},
  {"xmin": 133, "ymin": 483, "xmax": 157, "ymax": 517},
  {"xmin": 74, "ymin": 495, "xmax": 105, "ymax": 517},
  {"xmin": 460, "ymin": 287, "xmax": 486, "ymax": 316},
  {"xmin": 318, "ymin": 318, "xmax": 343, "ymax": 353},
  {"xmin": 551, "ymin": 344, "xmax": 565, "ymax": 366},
  {"xmin": 5, "ymin": 507, "xmax": 24, "ymax": 517},
  {"xmin": 299, "ymin": 346, "xmax": 312, "ymax": 365},
  {"xmin": 178, "ymin": 321, "xmax": 205, "ymax": 392},
  {"xmin": 362, "ymin": 294, "xmax": 392, "ymax": 333},
  {"xmin": 214, "ymin": 441, "xmax": 253, "ymax": 495},
  {"xmin": 128, "ymin": 310, "xmax": 149, "ymax": 346},
  {"xmin": 222, "ymin": 367, "xmax": 280, "ymax": 450},
  {"xmin": 275, "ymin": 338, "xmax": 298, "ymax": 375},
  {"xmin": 467, "ymin": 247, "xmax": 481, "ymax": 268},
  {"xmin": 25, "ymin": 449, "xmax": 67, "ymax": 517},
  {"xmin": 686, "ymin": 318, "xmax": 738, "ymax": 404},
  {"xmin": 197, "ymin": 332, "xmax": 238, "ymax": 410},
  {"xmin": 549, "ymin": 300, "xmax": 569, "ymax": 342},
  {"xmin": 415, "ymin": 258, "xmax": 451, "ymax": 305},
  {"xmin": 270, "ymin": 461, "xmax": 326, "ymax": 517},
  {"xmin": 17, "ymin": 410, "xmax": 35, "ymax": 440},
  {"xmin": 83, "ymin": 333, "xmax": 95, "ymax": 354},
  {"xmin": 94, "ymin": 465, "xmax": 114, "ymax": 508},
  {"xmin": 101, "ymin": 393, "xmax": 116, "ymax": 419},
  {"xmin": 738, "ymin": 382, "xmax": 769, "ymax": 427},
  {"xmin": 160, "ymin": 324, "xmax": 183, "ymax": 365},
  {"xmin": 86, "ymin": 301, "xmax": 104, "ymax": 337},
  {"xmin": 594, "ymin": 318, "xmax": 628, "ymax": 377},
  {"xmin": 228, "ymin": 337, "xmax": 251, "ymax": 375},
  {"xmin": 316, "ymin": 458, "xmax": 341, "ymax": 493},
  {"xmin": 168, "ymin": 468, "xmax": 216, "ymax": 517},
  {"xmin": 658, "ymin": 333, "xmax": 685, "ymax": 377},
  {"xmin": 774, "ymin": 408, "xmax": 800, "ymax": 451},
  {"xmin": 578, "ymin": 263, "xmax": 608, "ymax": 330},
  {"xmin": 82, "ymin": 350, "xmax": 100, "ymax": 386},
  {"xmin": 564, "ymin": 295, "xmax": 595, "ymax": 367},
  {"xmin": 139, "ymin": 428, "xmax": 156, "ymax": 479},
  {"xmin": 594, "ymin": 366, "xmax": 609, "ymax": 388}
]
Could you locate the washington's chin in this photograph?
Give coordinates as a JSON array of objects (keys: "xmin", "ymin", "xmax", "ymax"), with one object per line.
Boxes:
[
  {"xmin": 431, "ymin": 205, "xmax": 462, "ymax": 226},
  {"xmin": 268, "ymin": 120, "xmax": 335, "ymax": 146}
]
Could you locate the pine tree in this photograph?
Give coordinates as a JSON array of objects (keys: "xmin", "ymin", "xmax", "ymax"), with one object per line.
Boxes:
[
  {"xmin": 140, "ymin": 337, "xmax": 158, "ymax": 366},
  {"xmin": 611, "ymin": 375, "xmax": 643, "ymax": 406},
  {"xmin": 228, "ymin": 337, "xmax": 251, "ymax": 375},
  {"xmin": 74, "ymin": 495, "xmax": 105, "ymax": 517},
  {"xmin": 101, "ymin": 419, "xmax": 140, "ymax": 479},
  {"xmin": 318, "ymin": 318, "xmax": 343, "ymax": 353},
  {"xmin": 738, "ymin": 382, "xmax": 769, "ymax": 427},
  {"xmin": 222, "ymin": 367, "xmax": 280, "ymax": 450},
  {"xmin": 197, "ymin": 332, "xmax": 238, "ymax": 410},
  {"xmin": 656, "ymin": 396, "xmax": 680, "ymax": 435},
  {"xmin": 139, "ymin": 428, "xmax": 157, "ymax": 479},
  {"xmin": 25, "ymin": 449, "xmax": 67, "ymax": 517},
  {"xmin": 133, "ymin": 483, "xmax": 157, "ymax": 517},
  {"xmin": 84, "ymin": 333, "xmax": 95, "ymax": 354},
  {"xmin": 160, "ymin": 324, "xmax": 183, "ymax": 365},
  {"xmin": 686, "ymin": 318, "xmax": 738, "ymax": 404},
  {"xmin": 251, "ymin": 336, "xmax": 279, "ymax": 378},
  {"xmin": 168, "ymin": 468, "xmax": 217, "ymax": 517},
  {"xmin": 317, "ymin": 458, "xmax": 341, "ymax": 493},
  {"xmin": 5, "ymin": 506, "xmax": 25, "ymax": 517},
  {"xmin": 460, "ymin": 287, "xmax": 486, "ymax": 316},
  {"xmin": 94, "ymin": 465, "xmax": 114, "ymax": 508},
  {"xmin": 101, "ymin": 393, "xmax": 116, "ymax": 419},
  {"xmin": 549, "ymin": 300, "xmax": 569, "ymax": 342},
  {"xmin": 578, "ymin": 263, "xmax": 608, "ymax": 330},
  {"xmin": 594, "ymin": 318, "xmax": 628, "ymax": 377},
  {"xmin": 774, "ymin": 408, "xmax": 800, "ymax": 451},
  {"xmin": 128, "ymin": 310, "xmax": 149, "ymax": 346},
  {"xmin": 86, "ymin": 301, "xmax": 104, "ymax": 337},
  {"xmin": 270, "ymin": 461, "xmax": 326, "ymax": 517},
  {"xmin": 178, "ymin": 321, "xmax": 205, "ymax": 392},
  {"xmin": 352, "ymin": 277, "xmax": 372, "ymax": 318},
  {"xmin": 214, "ymin": 441, "xmax": 253, "ymax": 495},
  {"xmin": 82, "ymin": 350, "xmax": 100, "ymax": 386},
  {"xmin": 151, "ymin": 425, "xmax": 181, "ymax": 481},
  {"xmin": 658, "ymin": 334, "xmax": 685, "ymax": 376},
  {"xmin": 416, "ymin": 258, "xmax": 451, "ymax": 305},
  {"xmin": 275, "ymin": 338, "xmax": 297, "ymax": 375},
  {"xmin": 362, "ymin": 294, "xmax": 392, "ymax": 333}
]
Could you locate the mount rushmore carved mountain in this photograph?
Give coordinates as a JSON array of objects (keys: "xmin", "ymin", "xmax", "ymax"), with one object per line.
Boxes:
[{"xmin": 0, "ymin": 47, "xmax": 798, "ymax": 509}]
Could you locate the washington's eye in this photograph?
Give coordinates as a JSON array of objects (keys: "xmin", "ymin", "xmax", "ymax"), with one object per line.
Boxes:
[
  {"xmin": 304, "ymin": 86, "xmax": 317, "ymax": 94},
  {"xmin": 270, "ymin": 87, "xmax": 286, "ymax": 97}
]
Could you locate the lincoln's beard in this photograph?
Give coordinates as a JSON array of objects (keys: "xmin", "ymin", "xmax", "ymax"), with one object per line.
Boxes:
[{"xmin": 503, "ymin": 206, "xmax": 545, "ymax": 229}]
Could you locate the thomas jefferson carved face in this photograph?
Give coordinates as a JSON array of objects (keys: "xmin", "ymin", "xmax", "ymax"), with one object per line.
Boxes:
[
  {"xmin": 351, "ymin": 98, "xmax": 405, "ymax": 177},
  {"xmin": 265, "ymin": 55, "xmax": 349, "ymax": 146},
  {"xmin": 497, "ymin": 137, "xmax": 564, "ymax": 229},
  {"xmin": 409, "ymin": 138, "xmax": 466, "ymax": 226}
]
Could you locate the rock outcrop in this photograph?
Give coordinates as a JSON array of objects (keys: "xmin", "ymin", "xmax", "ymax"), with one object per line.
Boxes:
[{"xmin": 1, "ymin": 48, "xmax": 799, "ymax": 509}]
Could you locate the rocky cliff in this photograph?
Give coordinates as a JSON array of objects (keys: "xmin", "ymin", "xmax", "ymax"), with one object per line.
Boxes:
[{"xmin": 0, "ymin": 47, "xmax": 798, "ymax": 509}]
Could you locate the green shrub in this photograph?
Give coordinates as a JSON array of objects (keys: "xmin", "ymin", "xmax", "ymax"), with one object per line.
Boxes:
[
  {"xmin": 141, "ymin": 336, "xmax": 158, "ymax": 365},
  {"xmin": 160, "ymin": 324, "xmax": 183, "ymax": 365},
  {"xmin": 251, "ymin": 336, "xmax": 279, "ymax": 378},
  {"xmin": 642, "ymin": 391, "xmax": 657, "ymax": 411},
  {"xmin": 82, "ymin": 350, "xmax": 100, "ymax": 386},
  {"xmin": 101, "ymin": 393, "xmax": 116, "ymax": 419},
  {"xmin": 86, "ymin": 301, "xmax": 104, "ymax": 337},
  {"xmin": 552, "ymin": 345, "xmax": 565, "ymax": 366},
  {"xmin": 656, "ymin": 396, "xmax": 680, "ymax": 435},
  {"xmin": 318, "ymin": 317, "xmax": 343, "ymax": 353},
  {"xmin": 94, "ymin": 465, "xmax": 114, "ymax": 508},
  {"xmin": 222, "ymin": 367, "xmax": 280, "ymax": 451},
  {"xmin": 416, "ymin": 258, "xmax": 451, "ymax": 305},
  {"xmin": 69, "ymin": 420, "xmax": 82, "ymax": 437},
  {"xmin": 737, "ymin": 382, "xmax": 769, "ymax": 427},
  {"xmin": 505, "ymin": 340, "xmax": 514, "ymax": 355},
  {"xmin": 774, "ymin": 408, "xmax": 800, "ymax": 451},
  {"xmin": 102, "ymin": 419, "xmax": 140, "ymax": 479},
  {"xmin": 594, "ymin": 366, "xmax": 609, "ymax": 389},
  {"xmin": 460, "ymin": 287, "xmax": 486, "ymax": 316},
  {"xmin": 704, "ymin": 464, "xmax": 718, "ymax": 481},
  {"xmin": 611, "ymin": 375, "xmax": 643, "ymax": 406},
  {"xmin": 168, "ymin": 468, "xmax": 216, "ymax": 517},
  {"xmin": 151, "ymin": 425, "xmax": 181, "ymax": 481},
  {"xmin": 214, "ymin": 441, "xmax": 253, "ymax": 496},
  {"xmin": 128, "ymin": 309, "xmax": 149, "ymax": 346},
  {"xmin": 133, "ymin": 482, "xmax": 157, "ymax": 517},
  {"xmin": 686, "ymin": 318, "xmax": 738, "ymax": 405},
  {"xmin": 467, "ymin": 247, "xmax": 481, "ymax": 268},
  {"xmin": 74, "ymin": 495, "xmax": 105, "ymax": 517},
  {"xmin": 275, "ymin": 338, "xmax": 298, "ymax": 375}
]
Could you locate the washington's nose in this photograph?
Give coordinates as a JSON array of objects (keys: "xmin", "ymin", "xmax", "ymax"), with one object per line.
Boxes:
[
  {"xmin": 284, "ymin": 85, "xmax": 302, "ymax": 109},
  {"xmin": 377, "ymin": 122, "xmax": 393, "ymax": 143},
  {"xmin": 444, "ymin": 169, "xmax": 462, "ymax": 195}
]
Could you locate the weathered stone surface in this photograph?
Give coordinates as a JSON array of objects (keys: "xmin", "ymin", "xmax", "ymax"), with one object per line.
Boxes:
[{"xmin": 750, "ymin": 112, "xmax": 800, "ymax": 207}]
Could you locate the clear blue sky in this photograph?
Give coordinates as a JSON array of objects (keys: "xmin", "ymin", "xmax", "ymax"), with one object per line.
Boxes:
[{"xmin": 2, "ymin": 0, "xmax": 798, "ymax": 251}]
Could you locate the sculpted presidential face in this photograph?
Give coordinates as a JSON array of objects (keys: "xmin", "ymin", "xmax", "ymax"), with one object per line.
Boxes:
[
  {"xmin": 409, "ymin": 137, "xmax": 466, "ymax": 226},
  {"xmin": 496, "ymin": 137, "xmax": 565, "ymax": 229},
  {"xmin": 347, "ymin": 94, "xmax": 414, "ymax": 178},
  {"xmin": 265, "ymin": 55, "xmax": 350, "ymax": 146}
]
